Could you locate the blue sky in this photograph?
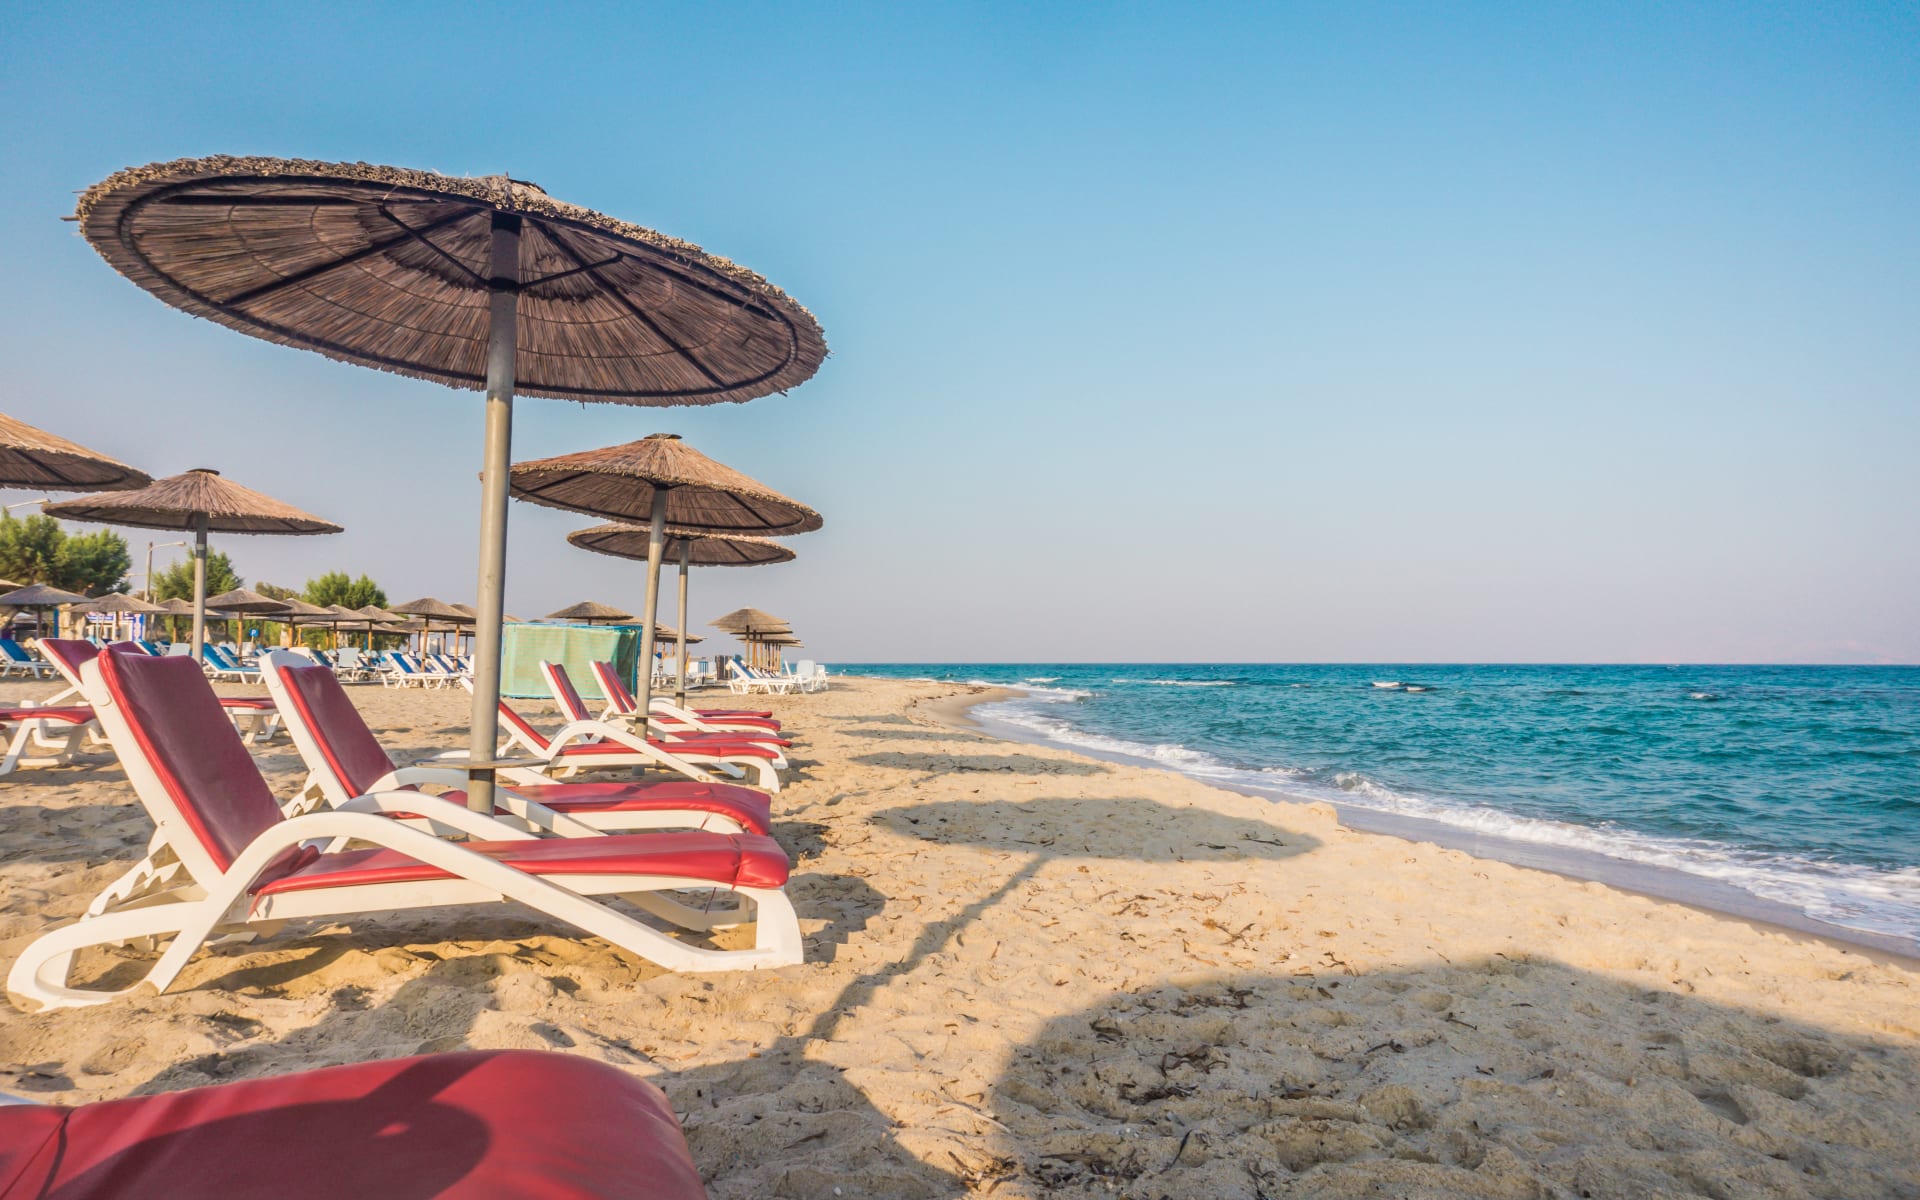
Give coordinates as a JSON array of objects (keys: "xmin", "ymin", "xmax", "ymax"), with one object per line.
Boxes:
[{"xmin": 3, "ymin": 3, "xmax": 1915, "ymax": 662}]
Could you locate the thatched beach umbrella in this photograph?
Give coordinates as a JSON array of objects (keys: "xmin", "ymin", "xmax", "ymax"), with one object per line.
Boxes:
[
  {"xmin": 75, "ymin": 156, "xmax": 826, "ymax": 814},
  {"xmin": 0, "ymin": 412, "xmax": 150, "ymax": 492},
  {"xmin": 390, "ymin": 597, "xmax": 473, "ymax": 656},
  {"xmin": 546, "ymin": 600, "xmax": 635, "ymax": 625},
  {"xmin": 205, "ymin": 587, "xmax": 291, "ymax": 649},
  {"xmin": 43, "ymin": 469, "xmax": 340, "ymax": 662},
  {"xmin": 710, "ymin": 606, "xmax": 796, "ymax": 674},
  {"xmin": 79, "ymin": 591, "xmax": 167, "ymax": 642},
  {"xmin": 570, "ymin": 524, "xmax": 793, "ymax": 705},
  {"xmin": 0, "ymin": 583, "xmax": 88, "ymax": 640},
  {"xmin": 512, "ymin": 434, "xmax": 819, "ymax": 722}
]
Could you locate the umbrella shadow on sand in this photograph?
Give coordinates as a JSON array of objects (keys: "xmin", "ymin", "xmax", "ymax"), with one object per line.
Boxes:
[{"xmin": 982, "ymin": 959, "xmax": 1919, "ymax": 1197}]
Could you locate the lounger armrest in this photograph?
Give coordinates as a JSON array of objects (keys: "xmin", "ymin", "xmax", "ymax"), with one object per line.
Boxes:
[
  {"xmin": 364, "ymin": 768, "xmax": 602, "ymax": 838},
  {"xmin": 336, "ymin": 791, "xmax": 540, "ymax": 841}
]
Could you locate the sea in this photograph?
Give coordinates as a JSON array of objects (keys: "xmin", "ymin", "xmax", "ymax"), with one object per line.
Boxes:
[{"xmin": 839, "ymin": 664, "xmax": 1920, "ymax": 955}]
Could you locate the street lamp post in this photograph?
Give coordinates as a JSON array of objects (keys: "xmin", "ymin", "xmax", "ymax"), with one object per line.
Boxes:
[{"xmin": 144, "ymin": 540, "xmax": 187, "ymax": 601}]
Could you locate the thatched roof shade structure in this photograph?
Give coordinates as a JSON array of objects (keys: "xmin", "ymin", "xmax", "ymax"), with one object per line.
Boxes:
[
  {"xmin": 568, "ymin": 523, "xmax": 796, "ymax": 567},
  {"xmin": 274, "ymin": 598, "xmax": 334, "ymax": 620},
  {"xmin": 204, "ymin": 588, "xmax": 292, "ymax": 615},
  {"xmin": 355, "ymin": 604, "xmax": 405, "ymax": 624},
  {"xmin": 0, "ymin": 413, "xmax": 150, "ymax": 492},
  {"xmin": 79, "ymin": 592, "xmax": 166, "ymax": 615},
  {"xmin": 510, "ymin": 434, "xmax": 822, "ymax": 534},
  {"xmin": 0, "ymin": 584, "xmax": 88, "ymax": 607},
  {"xmin": 75, "ymin": 155, "xmax": 828, "ymax": 814},
  {"xmin": 547, "ymin": 600, "xmax": 634, "ymax": 624},
  {"xmin": 390, "ymin": 597, "xmax": 473, "ymax": 623},
  {"xmin": 42, "ymin": 468, "xmax": 340, "ymax": 535},
  {"xmin": 710, "ymin": 607, "xmax": 793, "ymax": 635},
  {"xmin": 514, "ymin": 434, "xmax": 818, "ymax": 714},
  {"xmin": 569, "ymin": 525, "xmax": 792, "ymax": 704},
  {"xmin": 76, "ymin": 158, "xmax": 826, "ymax": 402},
  {"xmin": 156, "ymin": 597, "xmax": 196, "ymax": 616}
]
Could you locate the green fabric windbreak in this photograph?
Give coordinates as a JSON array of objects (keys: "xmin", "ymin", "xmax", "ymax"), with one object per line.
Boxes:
[{"xmin": 500, "ymin": 623, "xmax": 638, "ymax": 700}]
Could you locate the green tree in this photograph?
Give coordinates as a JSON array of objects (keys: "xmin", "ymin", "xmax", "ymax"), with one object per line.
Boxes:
[
  {"xmin": 55, "ymin": 529, "xmax": 132, "ymax": 595},
  {"xmin": 303, "ymin": 571, "xmax": 387, "ymax": 610},
  {"xmin": 255, "ymin": 582, "xmax": 298, "ymax": 601},
  {"xmin": 152, "ymin": 552, "xmax": 240, "ymax": 601},
  {"xmin": 0, "ymin": 514, "xmax": 64, "ymax": 586},
  {"xmin": 0, "ymin": 514, "xmax": 130, "ymax": 595}
]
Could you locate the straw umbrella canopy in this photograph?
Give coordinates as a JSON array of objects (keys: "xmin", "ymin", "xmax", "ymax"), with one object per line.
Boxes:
[
  {"xmin": 570, "ymin": 524, "xmax": 794, "ymax": 705},
  {"xmin": 546, "ymin": 600, "xmax": 634, "ymax": 624},
  {"xmin": 710, "ymin": 607, "xmax": 793, "ymax": 634},
  {"xmin": 79, "ymin": 592, "xmax": 166, "ymax": 615},
  {"xmin": 77, "ymin": 591, "xmax": 166, "ymax": 642},
  {"xmin": 43, "ymin": 469, "xmax": 339, "ymax": 663},
  {"xmin": 0, "ymin": 583, "xmax": 89, "ymax": 641},
  {"xmin": 513, "ymin": 434, "xmax": 820, "ymax": 720},
  {"xmin": 77, "ymin": 157, "xmax": 827, "ymax": 814},
  {"xmin": 0, "ymin": 412, "xmax": 151, "ymax": 492},
  {"xmin": 205, "ymin": 587, "xmax": 292, "ymax": 649},
  {"xmin": 390, "ymin": 597, "xmax": 473, "ymax": 657}
]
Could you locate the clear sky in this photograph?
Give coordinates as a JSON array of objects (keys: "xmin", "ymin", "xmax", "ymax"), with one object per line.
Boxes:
[{"xmin": 3, "ymin": 3, "xmax": 1915, "ymax": 663}]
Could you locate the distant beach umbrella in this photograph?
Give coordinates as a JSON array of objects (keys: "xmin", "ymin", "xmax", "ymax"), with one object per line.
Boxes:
[
  {"xmin": 709, "ymin": 607, "xmax": 793, "ymax": 634},
  {"xmin": 546, "ymin": 600, "xmax": 635, "ymax": 624},
  {"xmin": 0, "ymin": 582, "xmax": 88, "ymax": 640},
  {"xmin": 74, "ymin": 156, "xmax": 826, "ymax": 814},
  {"xmin": 43, "ymin": 469, "xmax": 339, "ymax": 663},
  {"xmin": 0, "ymin": 412, "xmax": 151, "ymax": 492},
  {"xmin": 512, "ymin": 434, "xmax": 819, "ymax": 722},
  {"xmin": 570, "ymin": 524, "xmax": 793, "ymax": 705},
  {"xmin": 205, "ymin": 587, "xmax": 293, "ymax": 648},
  {"xmin": 390, "ymin": 597, "xmax": 474, "ymax": 656},
  {"xmin": 79, "ymin": 592, "xmax": 167, "ymax": 615},
  {"xmin": 77, "ymin": 591, "xmax": 167, "ymax": 642}
]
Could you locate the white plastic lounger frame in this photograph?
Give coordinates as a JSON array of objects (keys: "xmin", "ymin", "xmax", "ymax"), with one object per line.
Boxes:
[
  {"xmin": 261, "ymin": 652, "xmax": 762, "ymax": 836},
  {"xmin": 7, "ymin": 655, "xmax": 802, "ymax": 1012},
  {"xmin": 486, "ymin": 691, "xmax": 782, "ymax": 793}
]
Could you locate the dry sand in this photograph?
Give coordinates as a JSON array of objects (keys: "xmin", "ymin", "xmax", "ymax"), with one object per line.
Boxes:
[{"xmin": 1, "ymin": 674, "xmax": 1916, "ymax": 1198}]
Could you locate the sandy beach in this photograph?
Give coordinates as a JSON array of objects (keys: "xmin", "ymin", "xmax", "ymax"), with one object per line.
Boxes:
[{"xmin": 2, "ymin": 674, "xmax": 1916, "ymax": 1198}]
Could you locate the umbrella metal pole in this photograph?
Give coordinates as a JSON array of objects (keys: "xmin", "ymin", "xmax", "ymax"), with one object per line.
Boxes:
[
  {"xmin": 633, "ymin": 489, "xmax": 669, "ymax": 730},
  {"xmin": 465, "ymin": 212, "xmax": 521, "ymax": 816},
  {"xmin": 189, "ymin": 514, "xmax": 208, "ymax": 663},
  {"xmin": 675, "ymin": 542, "xmax": 690, "ymax": 709}
]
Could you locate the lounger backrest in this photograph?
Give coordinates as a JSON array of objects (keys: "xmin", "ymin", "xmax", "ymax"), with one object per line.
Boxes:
[
  {"xmin": 87, "ymin": 650, "xmax": 283, "ymax": 877},
  {"xmin": 540, "ymin": 662, "xmax": 593, "ymax": 723},
  {"xmin": 589, "ymin": 661, "xmax": 636, "ymax": 714},
  {"xmin": 495, "ymin": 700, "xmax": 552, "ymax": 753},
  {"xmin": 38, "ymin": 638, "xmax": 101, "ymax": 690},
  {"xmin": 261, "ymin": 652, "xmax": 397, "ymax": 800},
  {"xmin": 0, "ymin": 641, "xmax": 31, "ymax": 663}
]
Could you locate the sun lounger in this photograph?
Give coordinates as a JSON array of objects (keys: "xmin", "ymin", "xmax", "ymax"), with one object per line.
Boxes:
[
  {"xmin": 0, "ymin": 640, "xmax": 56, "ymax": 680},
  {"xmin": 726, "ymin": 655, "xmax": 795, "ymax": 695},
  {"xmin": 0, "ymin": 1049, "xmax": 710, "ymax": 1199},
  {"xmin": 261, "ymin": 651, "xmax": 772, "ymax": 836},
  {"xmin": 541, "ymin": 662, "xmax": 790, "ymax": 765},
  {"xmin": 38, "ymin": 639, "xmax": 282, "ymax": 745},
  {"xmin": 0, "ymin": 706, "xmax": 94, "ymax": 776},
  {"xmin": 485, "ymin": 686, "xmax": 785, "ymax": 792},
  {"xmin": 200, "ymin": 643, "xmax": 260, "ymax": 683},
  {"xmin": 588, "ymin": 660, "xmax": 785, "ymax": 736},
  {"xmin": 6, "ymin": 651, "xmax": 802, "ymax": 1011}
]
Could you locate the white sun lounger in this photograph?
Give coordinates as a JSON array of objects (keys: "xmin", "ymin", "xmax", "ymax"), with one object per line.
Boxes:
[{"xmin": 6, "ymin": 652, "xmax": 802, "ymax": 1011}]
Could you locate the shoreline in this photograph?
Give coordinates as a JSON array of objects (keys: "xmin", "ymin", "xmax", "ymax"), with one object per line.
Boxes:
[{"xmin": 911, "ymin": 680, "xmax": 1920, "ymax": 967}]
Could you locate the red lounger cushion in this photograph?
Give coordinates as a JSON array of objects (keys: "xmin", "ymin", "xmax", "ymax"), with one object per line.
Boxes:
[
  {"xmin": 250, "ymin": 830, "xmax": 790, "ymax": 897},
  {"xmin": 0, "ymin": 1049, "xmax": 707, "ymax": 1200},
  {"xmin": 551, "ymin": 740, "xmax": 782, "ymax": 761},
  {"xmin": 468, "ymin": 781, "xmax": 773, "ymax": 834},
  {"xmin": 0, "ymin": 706, "xmax": 94, "ymax": 724}
]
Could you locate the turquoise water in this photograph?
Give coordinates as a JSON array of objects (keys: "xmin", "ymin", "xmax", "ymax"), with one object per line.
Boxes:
[{"xmin": 841, "ymin": 664, "xmax": 1920, "ymax": 945}]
